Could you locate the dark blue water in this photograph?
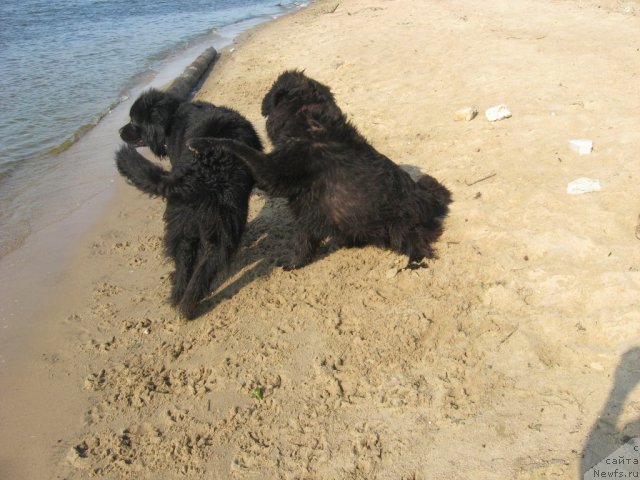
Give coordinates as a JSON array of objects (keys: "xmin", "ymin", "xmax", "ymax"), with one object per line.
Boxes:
[
  {"xmin": 0, "ymin": 0, "xmax": 305, "ymax": 256},
  {"xmin": 0, "ymin": 0, "xmax": 302, "ymax": 168}
]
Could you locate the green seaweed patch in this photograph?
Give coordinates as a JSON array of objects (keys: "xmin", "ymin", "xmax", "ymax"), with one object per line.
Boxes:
[{"xmin": 48, "ymin": 123, "xmax": 97, "ymax": 155}]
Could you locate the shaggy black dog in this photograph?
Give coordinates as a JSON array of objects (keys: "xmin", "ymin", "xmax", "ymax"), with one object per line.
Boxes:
[
  {"xmin": 116, "ymin": 89, "xmax": 262, "ymax": 319},
  {"xmin": 187, "ymin": 71, "xmax": 451, "ymax": 270}
]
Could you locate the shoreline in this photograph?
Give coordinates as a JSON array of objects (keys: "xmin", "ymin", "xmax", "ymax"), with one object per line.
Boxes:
[
  {"xmin": 1, "ymin": 0, "xmax": 639, "ymax": 478},
  {"xmin": 0, "ymin": 5, "xmax": 312, "ymax": 478},
  {"xmin": 0, "ymin": 41, "xmax": 221, "ymax": 378},
  {"xmin": 0, "ymin": 3, "xmax": 310, "ymax": 348},
  {"xmin": 0, "ymin": 5, "xmax": 307, "ymax": 262}
]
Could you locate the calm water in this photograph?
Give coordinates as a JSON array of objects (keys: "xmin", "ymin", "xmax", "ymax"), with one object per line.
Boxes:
[{"xmin": 0, "ymin": 0, "xmax": 304, "ymax": 257}]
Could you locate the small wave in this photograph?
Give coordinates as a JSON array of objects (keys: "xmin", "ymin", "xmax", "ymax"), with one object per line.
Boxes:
[
  {"xmin": 11, "ymin": 1, "xmax": 303, "ymax": 168},
  {"xmin": 45, "ymin": 98, "xmax": 121, "ymax": 156},
  {"xmin": 47, "ymin": 123, "xmax": 98, "ymax": 155},
  {"xmin": 0, "ymin": 228, "xmax": 28, "ymax": 258},
  {"xmin": 0, "ymin": 160, "xmax": 18, "ymax": 183}
]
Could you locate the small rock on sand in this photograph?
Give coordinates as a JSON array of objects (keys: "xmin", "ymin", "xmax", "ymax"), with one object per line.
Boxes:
[
  {"xmin": 567, "ymin": 177, "xmax": 601, "ymax": 195},
  {"xmin": 485, "ymin": 104, "xmax": 512, "ymax": 121},
  {"xmin": 569, "ymin": 139, "xmax": 593, "ymax": 155},
  {"xmin": 453, "ymin": 106, "xmax": 478, "ymax": 121}
]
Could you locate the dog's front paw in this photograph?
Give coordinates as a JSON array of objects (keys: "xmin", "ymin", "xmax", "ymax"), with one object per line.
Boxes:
[
  {"xmin": 276, "ymin": 257, "xmax": 300, "ymax": 271},
  {"xmin": 276, "ymin": 256, "xmax": 312, "ymax": 271},
  {"xmin": 405, "ymin": 260, "xmax": 428, "ymax": 271},
  {"xmin": 115, "ymin": 143, "xmax": 136, "ymax": 161}
]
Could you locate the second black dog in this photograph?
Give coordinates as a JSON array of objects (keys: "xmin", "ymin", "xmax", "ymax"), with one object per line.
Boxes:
[
  {"xmin": 116, "ymin": 89, "xmax": 262, "ymax": 318},
  {"xmin": 188, "ymin": 71, "xmax": 451, "ymax": 270}
]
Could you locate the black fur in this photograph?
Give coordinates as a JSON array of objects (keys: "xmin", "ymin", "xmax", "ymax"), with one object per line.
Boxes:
[
  {"xmin": 187, "ymin": 71, "xmax": 451, "ymax": 270},
  {"xmin": 116, "ymin": 89, "xmax": 262, "ymax": 318}
]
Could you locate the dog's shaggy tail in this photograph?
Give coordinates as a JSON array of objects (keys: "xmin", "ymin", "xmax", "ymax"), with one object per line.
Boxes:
[
  {"xmin": 115, "ymin": 145, "xmax": 195, "ymax": 201},
  {"xmin": 415, "ymin": 174, "xmax": 452, "ymax": 221},
  {"xmin": 397, "ymin": 174, "xmax": 452, "ymax": 265},
  {"xmin": 187, "ymin": 137, "xmax": 295, "ymax": 197}
]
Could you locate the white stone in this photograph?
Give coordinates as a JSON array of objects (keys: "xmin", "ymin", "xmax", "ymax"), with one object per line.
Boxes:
[
  {"xmin": 485, "ymin": 104, "xmax": 512, "ymax": 122},
  {"xmin": 567, "ymin": 177, "xmax": 602, "ymax": 195},
  {"xmin": 589, "ymin": 362, "xmax": 604, "ymax": 371},
  {"xmin": 569, "ymin": 139, "xmax": 593, "ymax": 155}
]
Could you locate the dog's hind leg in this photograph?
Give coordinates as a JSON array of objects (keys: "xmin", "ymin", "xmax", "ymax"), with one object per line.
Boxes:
[
  {"xmin": 402, "ymin": 226, "xmax": 442, "ymax": 269},
  {"xmin": 168, "ymin": 237, "xmax": 199, "ymax": 308},
  {"xmin": 177, "ymin": 237, "xmax": 238, "ymax": 320},
  {"xmin": 279, "ymin": 230, "xmax": 321, "ymax": 271},
  {"xmin": 398, "ymin": 175, "xmax": 451, "ymax": 268}
]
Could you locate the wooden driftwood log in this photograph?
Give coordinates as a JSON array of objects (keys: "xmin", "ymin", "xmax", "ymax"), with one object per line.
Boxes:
[{"xmin": 166, "ymin": 46, "xmax": 218, "ymax": 99}]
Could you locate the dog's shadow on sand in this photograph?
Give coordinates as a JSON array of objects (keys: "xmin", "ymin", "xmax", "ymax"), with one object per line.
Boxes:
[
  {"xmin": 195, "ymin": 163, "xmax": 436, "ymax": 316},
  {"xmin": 194, "ymin": 163, "xmax": 434, "ymax": 317},
  {"xmin": 195, "ymin": 194, "xmax": 287, "ymax": 315},
  {"xmin": 580, "ymin": 347, "xmax": 640, "ymax": 477},
  {"xmin": 399, "ymin": 163, "xmax": 429, "ymax": 182},
  {"xmin": 195, "ymin": 192, "xmax": 311, "ymax": 317}
]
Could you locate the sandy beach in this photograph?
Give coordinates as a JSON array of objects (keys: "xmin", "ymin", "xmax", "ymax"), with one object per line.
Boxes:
[{"xmin": 1, "ymin": 0, "xmax": 639, "ymax": 478}]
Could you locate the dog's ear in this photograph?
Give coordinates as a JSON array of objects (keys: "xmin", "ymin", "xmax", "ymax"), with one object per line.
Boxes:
[
  {"xmin": 148, "ymin": 93, "xmax": 179, "ymax": 129},
  {"xmin": 261, "ymin": 84, "xmax": 287, "ymax": 117},
  {"xmin": 145, "ymin": 91, "xmax": 180, "ymax": 157},
  {"xmin": 146, "ymin": 122, "xmax": 168, "ymax": 157},
  {"xmin": 262, "ymin": 71, "xmax": 302, "ymax": 116},
  {"xmin": 306, "ymin": 76, "xmax": 335, "ymax": 105}
]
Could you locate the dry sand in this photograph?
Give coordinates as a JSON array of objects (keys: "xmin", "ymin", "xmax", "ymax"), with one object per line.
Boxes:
[{"xmin": 1, "ymin": 0, "xmax": 640, "ymax": 478}]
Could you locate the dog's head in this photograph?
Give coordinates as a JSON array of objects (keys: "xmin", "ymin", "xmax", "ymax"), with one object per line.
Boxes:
[
  {"xmin": 119, "ymin": 89, "xmax": 180, "ymax": 157},
  {"xmin": 261, "ymin": 70, "xmax": 336, "ymax": 118}
]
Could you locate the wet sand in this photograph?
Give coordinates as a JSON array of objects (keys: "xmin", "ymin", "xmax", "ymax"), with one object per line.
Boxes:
[{"xmin": 1, "ymin": 0, "xmax": 639, "ymax": 478}]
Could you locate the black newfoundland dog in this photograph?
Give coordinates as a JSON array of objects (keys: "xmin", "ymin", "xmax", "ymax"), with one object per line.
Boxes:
[
  {"xmin": 187, "ymin": 70, "xmax": 451, "ymax": 270},
  {"xmin": 116, "ymin": 89, "xmax": 262, "ymax": 319}
]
